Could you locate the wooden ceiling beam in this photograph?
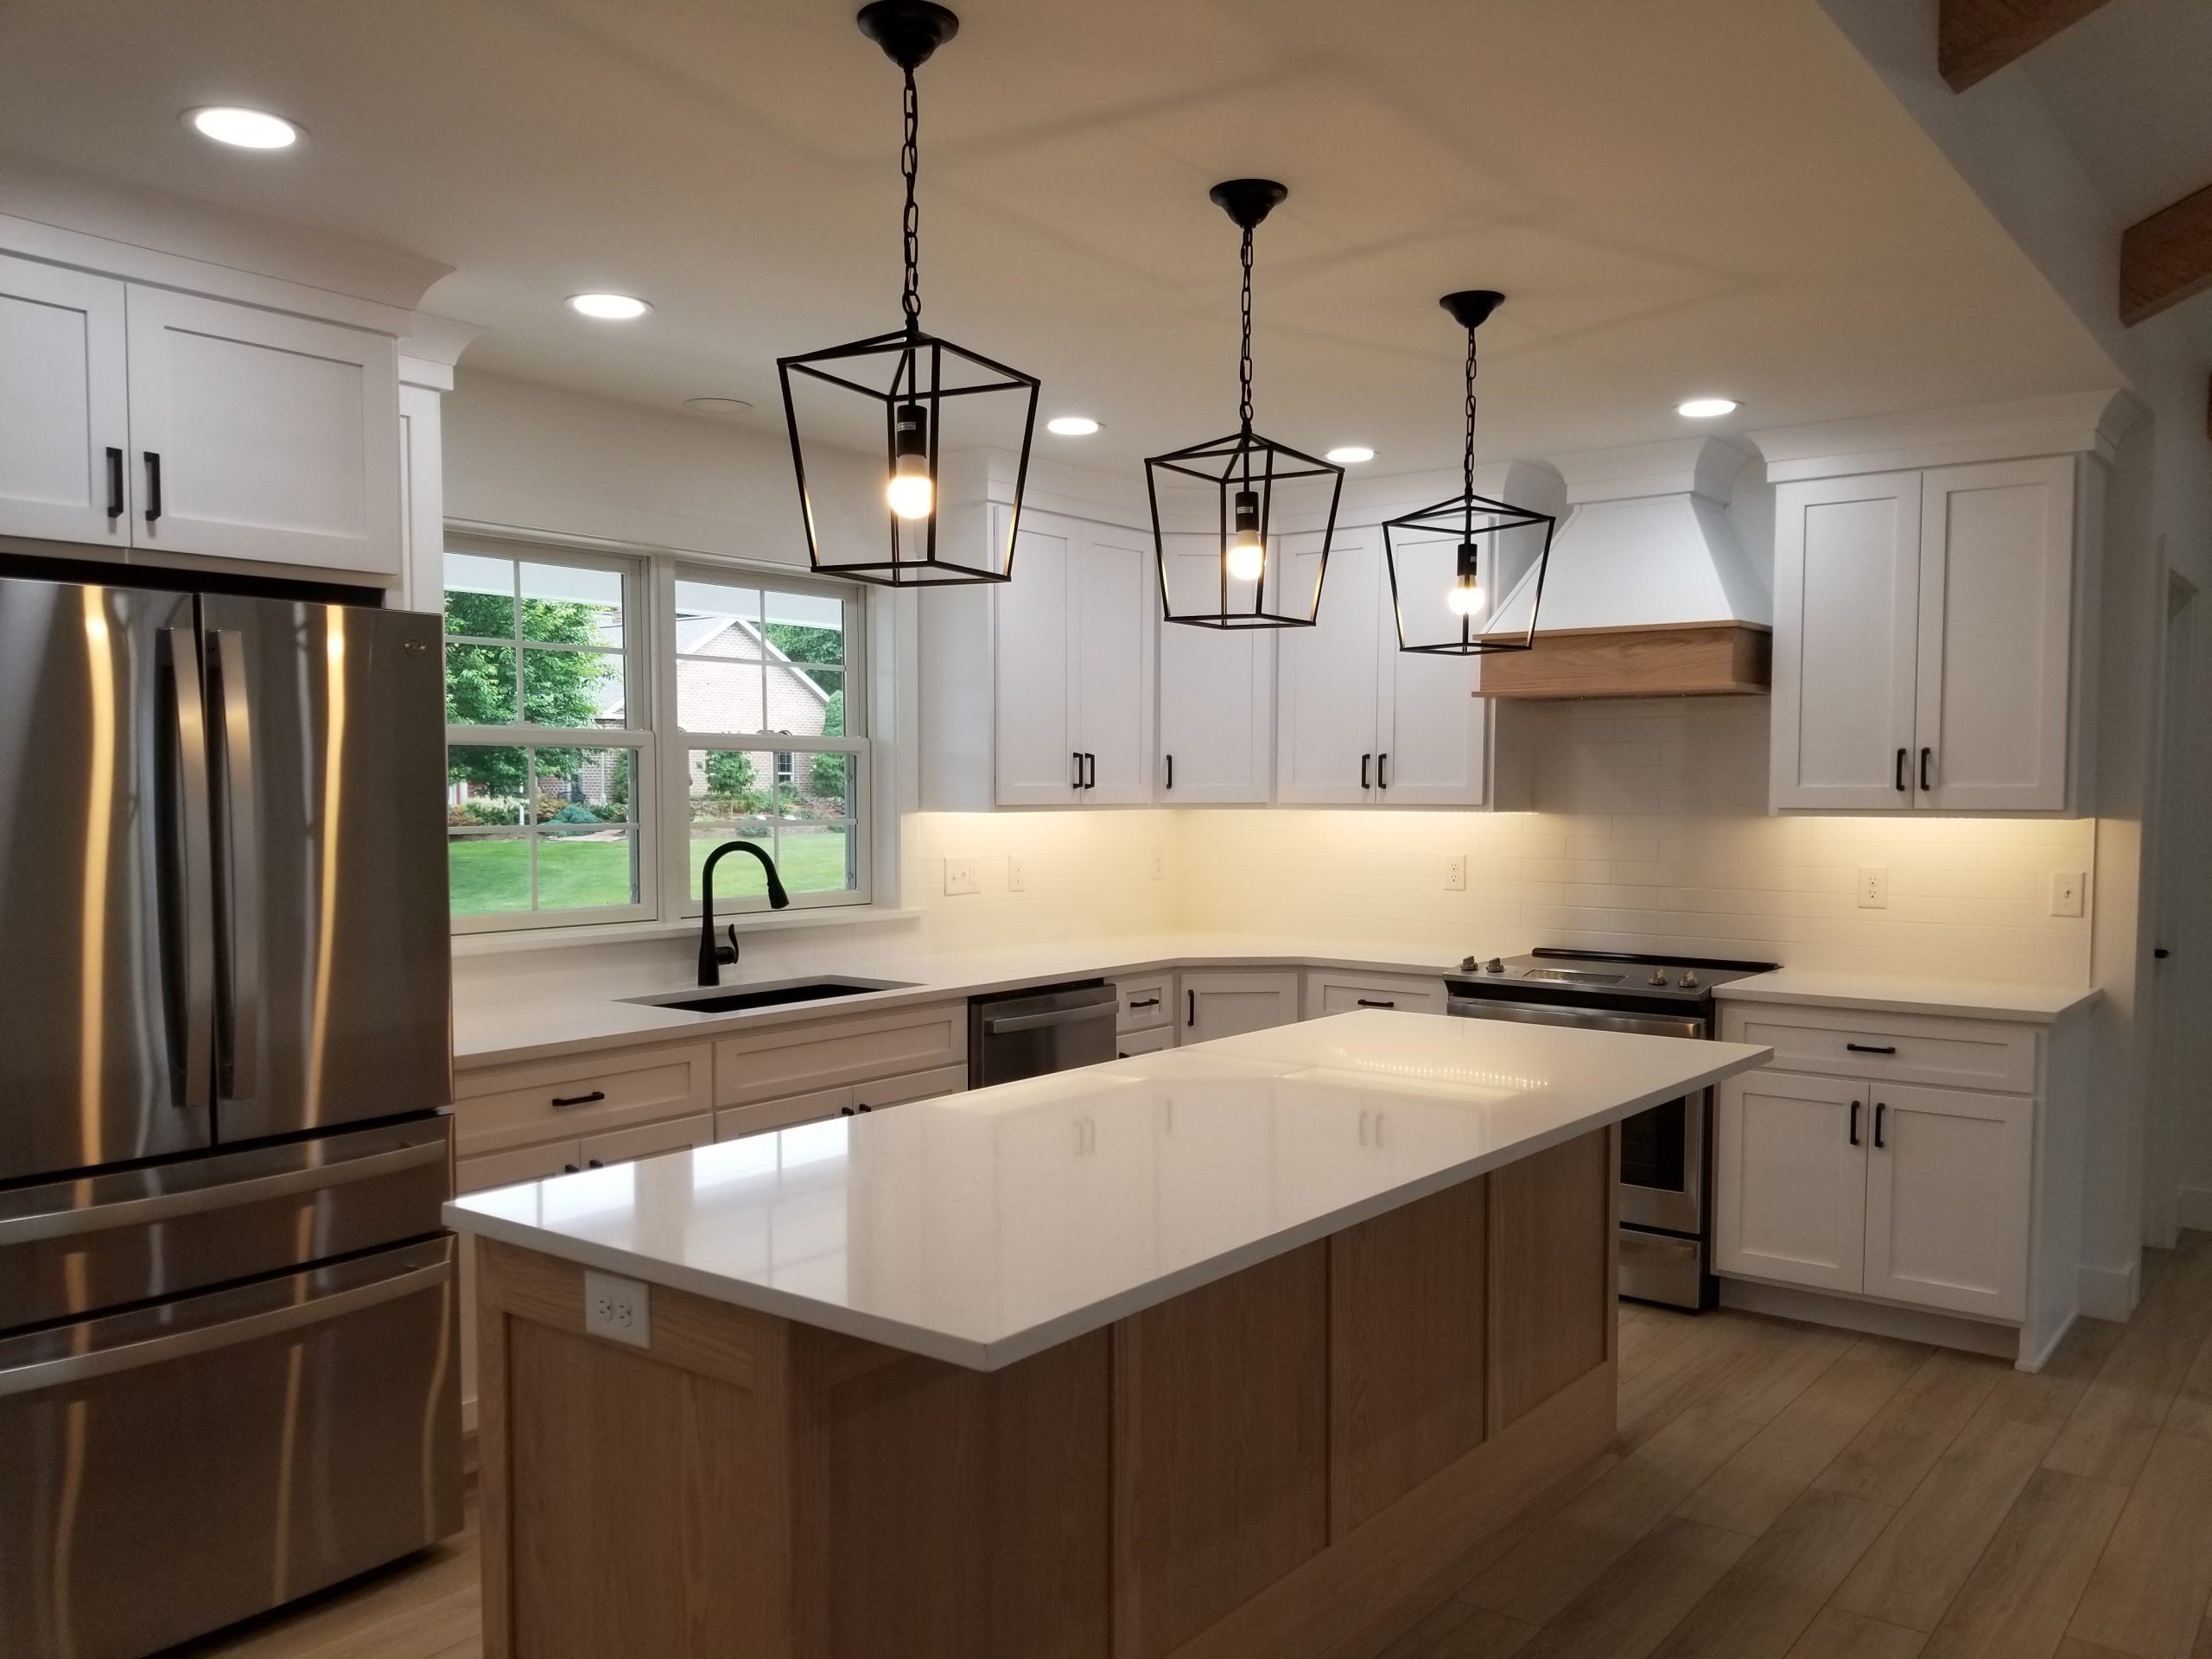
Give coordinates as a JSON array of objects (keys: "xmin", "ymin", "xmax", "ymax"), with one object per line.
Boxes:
[
  {"xmin": 1939, "ymin": 0, "xmax": 2120, "ymax": 91},
  {"xmin": 2121, "ymin": 183, "xmax": 2212, "ymax": 326}
]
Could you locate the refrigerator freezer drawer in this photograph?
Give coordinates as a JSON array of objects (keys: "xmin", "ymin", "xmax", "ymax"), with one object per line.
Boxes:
[
  {"xmin": 0, "ymin": 1236, "xmax": 461, "ymax": 1659},
  {"xmin": 0, "ymin": 1115, "xmax": 452, "ymax": 1330}
]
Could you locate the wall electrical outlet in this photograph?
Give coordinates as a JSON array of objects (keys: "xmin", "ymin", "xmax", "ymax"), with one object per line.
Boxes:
[
  {"xmin": 943, "ymin": 857, "xmax": 981, "ymax": 896},
  {"xmin": 1857, "ymin": 867, "xmax": 1889, "ymax": 909},
  {"xmin": 583, "ymin": 1270, "xmax": 651, "ymax": 1349},
  {"xmin": 1007, "ymin": 856, "xmax": 1027, "ymax": 893},
  {"xmin": 1151, "ymin": 852, "xmax": 1166, "ymax": 882},
  {"xmin": 1445, "ymin": 855, "xmax": 1467, "ymax": 892},
  {"xmin": 2050, "ymin": 871, "xmax": 2086, "ymax": 918}
]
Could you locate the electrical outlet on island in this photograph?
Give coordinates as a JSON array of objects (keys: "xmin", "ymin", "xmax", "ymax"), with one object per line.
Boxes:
[{"xmin": 583, "ymin": 1270, "xmax": 651, "ymax": 1349}]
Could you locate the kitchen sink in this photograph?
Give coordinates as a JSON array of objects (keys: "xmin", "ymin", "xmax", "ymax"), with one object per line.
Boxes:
[{"xmin": 626, "ymin": 977, "xmax": 914, "ymax": 1015}]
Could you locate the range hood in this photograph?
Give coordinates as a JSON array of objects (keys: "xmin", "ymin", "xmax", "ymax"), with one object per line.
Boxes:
[{"xmin": 1479, "ymin": 436, "xmax": 1771, "ymax": 699}]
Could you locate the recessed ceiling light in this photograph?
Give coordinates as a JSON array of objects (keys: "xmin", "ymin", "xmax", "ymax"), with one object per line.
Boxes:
[
  {"xmin": 683, "ymin": 397, "xmax": 754, "ymax": 416},
  {"xmin": 186, "ymin": 106, "xmax": 302, "ymax": 149},
  {"xmin": 1676, "ymin": 397, "xmax": 1739, "ymax": 419},
  {"xmin": 1325, "ymin": 446, "xmax": 1376, "ymax": 465},
  {"xmin": 1046, "ymin": 416, "xmax": 1101, "ymax": 436},
  {"xmin": 568, "ymin": 293, "xmax": 652, "ymax": 321}
]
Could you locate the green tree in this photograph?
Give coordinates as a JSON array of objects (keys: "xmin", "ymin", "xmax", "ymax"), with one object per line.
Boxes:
[
  {"xmin": 704, "ymin": 750, "xmax": 756, "ymax": 797},
  {"xmin": 762, "ymin": 623, "xmax": 841, "ymax": 665},
  {"xmin": 444, "ymin": 594, "xmax": 613, "ymax": 796}
]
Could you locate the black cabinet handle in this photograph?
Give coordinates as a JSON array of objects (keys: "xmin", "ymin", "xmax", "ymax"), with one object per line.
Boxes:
[
  {"xmin": 1874, "ymin": 1103, "xmax": 1887, "ymax": 1148},
  {"xmin": 2155, "ymin": 947, "xmax": 2171, "ymax": 960},
  {"xmin": 1128, "ymin": 997, "xmax": 1159, "ymax": 1010},
  {"xmin": 1361, "ymin": 753, "xmax": 1372, "ymax": 789},
  {"xmin": 1844, "ymin": 1043, "xmax": 1897, "ymax": 1055},
  {"xmin": 105, "ymin": 447, "xmax": 124, "ymax": 519},
  {"xmin": 1084, "ymin": 753, "xmax": 1096, "ymax": 789},
  {"xmin": 1894, "ymin": 748, "xmax": 1908, "ymax": 792},
  {"xmin": 550, "ymin": 1090, "xmax": 607, "ymax": 1108},
  {"xmin": 586, "ymin": 1158, "xmax": 605, "ymax": 1169},
  {"xmin": 855, "ymin": 1103, "xmax": 874, "ymax": 1114},
  {"xmin": 1186, "ymin": 989, "xmax": 1196, "ymax": 1027},
  {"xmin": 1849, "ymin": 1100, "xmax": 1861, "ymax": 1147},
  {"xmin": 840, "ymin": 1105, "xmax": 855, "ymax": 1116},
  {"xmin": 1377, "ymin": 753, "xmax": 1389, "ymax": 790},
  {"xmin": 1356, "ymin": 998, "xmax": 1394, "ymax": 1008},
  {"xmin": 562, "ymin": 1162, "xmax": 581, "ymax": 1174},
  {"xmin": 1072, "ymin": 752, "xmax": 1084, "ymax": 790},
  {"xmin": 1919, "ymin": 747, "xmax": 1933, "ymax": 791},
  {"xmin": 143, "ymin": 452, "xmax": 162, "ymax": 523},
  {"xmin": 1165, "ymin": 754, "xmax": 1173, "ymax": 791}
]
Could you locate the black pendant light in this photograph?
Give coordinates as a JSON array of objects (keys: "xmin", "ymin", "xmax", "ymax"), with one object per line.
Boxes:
[
  {"xmin": 1382, "ymin": 291, "xmax": 1556, "ymax": 655},
  {"xmin": 776, "ymin": 2, "xmax": 1039, "ymax": 587},
  {"xmin": 1146, "ymin": 180, "xmax": 1343, "ymax": 629}
]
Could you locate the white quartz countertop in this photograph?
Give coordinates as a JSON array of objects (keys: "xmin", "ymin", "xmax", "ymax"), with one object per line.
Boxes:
[
  {"xmin": 1714, "ymin": 969, "xmax": 2098, "ymax": 1023},
  {"xmin": 445, "ymin": 1010, "xmax": 1770, "ymax": 1370}
]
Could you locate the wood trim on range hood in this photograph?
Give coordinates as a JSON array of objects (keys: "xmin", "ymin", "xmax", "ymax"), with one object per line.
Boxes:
[{"xmin": 1475, "ymin": 620, "xmax": 1772, "ymax": 700}]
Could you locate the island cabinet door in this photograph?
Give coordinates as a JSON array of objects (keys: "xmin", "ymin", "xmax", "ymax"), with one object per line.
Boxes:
[
  {"xmin": 1861, "ymin": 1083, "xmax": 2031, "ymax": 1321},
  {"xmin": 1713, "ymin": 1070, "xmax": 1868, "ymax": 1294}
]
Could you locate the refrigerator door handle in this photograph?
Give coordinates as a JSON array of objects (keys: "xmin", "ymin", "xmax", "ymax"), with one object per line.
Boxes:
[
  {"xmin": 165, "ymin": 626, "xmax": 216, "ymax": 1114},
  {"xmin": 210, "ymin": 628, "xmax": 259, "ymax": 1099}
]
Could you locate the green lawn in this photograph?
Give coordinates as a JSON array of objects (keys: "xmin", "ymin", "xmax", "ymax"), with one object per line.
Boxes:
[{"xmin": 449, "ymin": 830, "xmax": 854, "ymax": 916}]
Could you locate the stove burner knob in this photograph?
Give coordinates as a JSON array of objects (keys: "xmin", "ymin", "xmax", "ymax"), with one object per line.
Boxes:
[
  {"xmin": 1459, "ymin": 956, "xmax": 1479, "ymax": 973},
  {"xmin": 1649, "ymin": 969, "xmax": 1670, "ymax": 986},
  {"xmin": 1681, "ymin": 969, "xmax": 1700, "ymax": 989},
  {"xmin": 1485, "ymin": 958, "xmax": 1505, "ymax": 974}
]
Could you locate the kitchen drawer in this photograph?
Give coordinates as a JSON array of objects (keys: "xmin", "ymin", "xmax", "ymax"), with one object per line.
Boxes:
[
  {"xmin": 716, "ymin": 1087, "xmax": 853, "ymax": 1141},
  {"xmin": 1719, "ymin": 1004, "xmax": 2036, "ymax": 1095},
  {"xmin": 1114, "ymin": 976, "xmax": 1173, "ymax": 1033},
  {"xmin": 853, "ymin": 1064, "xmax": 968, "ymax": 1112},
  {"xmin": 1116, "ymin": 1025, "xmax": 1173, "ymax": 1058},
  {"xmin": 456, "ymin": 1140, "xmax": 582, "ymax": 1194},
  {"xmin": 714, "ymin": 1002, "xmax": 965, "ymax": 1106},
  {"xmin": 578, "ymin": 1113, "xmax": 714, "ymax": 1169},
  {"xmin": 453, "ymin": 1043, "xmax": 713, "ymax": 1158},
  {"xmin": 1303, "ymin": 971, "xmax": 1445, "ymax": 1020}
]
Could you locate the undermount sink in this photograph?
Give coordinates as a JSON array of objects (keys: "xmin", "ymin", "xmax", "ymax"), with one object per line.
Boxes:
[{"xmin": 626, "ymin": 977, "xmax": 915, "ymax": 1015}]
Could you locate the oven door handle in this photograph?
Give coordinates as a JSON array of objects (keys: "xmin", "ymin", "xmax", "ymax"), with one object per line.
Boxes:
[{"xmin": 1446, "ymin": 996, "xmax": 1706, "ymax": 1041}]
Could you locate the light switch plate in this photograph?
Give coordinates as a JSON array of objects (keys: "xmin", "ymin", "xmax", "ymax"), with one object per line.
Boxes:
[
  {"xmin": 1445, "ymin": 855, "xmax": 1467, "ymax": 892},
  {"xmin": 583, "ymin": 1270, "xmax": 651, "ymax": 1349},
  {"xmin": 943, "ymin": 857, "xmax": 981, "ymax": 896},
  {"xmin": 1857, "ymin": 867, "xmax": 1889, "ymax": 909},
  {"xmin": 1007, "ymin": 856, "xmax": 1026, "ymax": 893},
  {"xmin": 2050, "ymin": 871, "xmax": 2085, "ymax": 918}
]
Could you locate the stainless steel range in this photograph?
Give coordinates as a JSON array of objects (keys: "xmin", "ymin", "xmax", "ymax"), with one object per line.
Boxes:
[{"xmin": 1446, "ymin": 948, "xmax": 1777, "ymax": 1309}]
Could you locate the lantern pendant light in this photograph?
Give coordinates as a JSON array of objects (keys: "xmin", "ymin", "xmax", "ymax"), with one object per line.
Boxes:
[
  {"xmin": 776, "ymin": 2, "xmax": 1040, "ymax": 587},
  {"xmin": 1382, "ymin": 291, "xmax": 1556, "ymax": 656},
  {"xmin": 1146, "ymin": 180, "xmax": 1344, "ymax": 629}
]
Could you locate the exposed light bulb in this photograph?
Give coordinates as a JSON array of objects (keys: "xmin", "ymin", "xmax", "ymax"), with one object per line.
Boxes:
[
  {"xmin": 1225, "ymin": 536, "xmax": 1267, "ymax": 582},
  {"xmin": 888, "ymin": 402, "xmax": 933, "ymax": 520},
  {"xmin": 1446, "ymin": 581, "xmax": 1485, "ymax": 617}
]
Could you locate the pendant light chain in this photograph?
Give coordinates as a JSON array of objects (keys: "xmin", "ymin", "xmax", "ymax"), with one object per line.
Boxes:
[
  {"xmin": 1461, "ymin": 325, "xmax": 1479, "ymax": 532},
  {"xmin": 1237, "ymin": 226, "xmax": 1255, "ymax": 435},
  {"xmin": 900, "ymin": 66, "xmax": 922, "ymax": 331}
]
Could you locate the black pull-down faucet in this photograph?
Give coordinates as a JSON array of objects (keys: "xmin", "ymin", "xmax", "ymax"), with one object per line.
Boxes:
[{"xmin": 698, "ymin": 840, "xmax": 791, "ymax": 986}]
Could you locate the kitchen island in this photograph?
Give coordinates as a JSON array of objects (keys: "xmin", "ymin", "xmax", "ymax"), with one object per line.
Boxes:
[{"xmin": 447, "ymin": 1010, "xmax": 1769, "ymax": 1659}]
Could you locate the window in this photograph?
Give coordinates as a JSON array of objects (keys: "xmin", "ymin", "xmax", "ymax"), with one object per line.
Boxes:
[{"xmin": 443, "ymin": 537, "xmax": 869, "ymax": 931}]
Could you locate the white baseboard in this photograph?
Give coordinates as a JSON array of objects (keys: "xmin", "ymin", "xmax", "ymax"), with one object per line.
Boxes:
[
  {"xmin": 1717, "ymin": 1277, "xmax": 2018, "ymax": 1363},
  {"xmin": 2077, "ymin": 1257, "xmax": 2141, "ymax": 1322},
  {"xmin": 2179, "ymin": 1185, "xmax": 2212, "ymax": 1234}
]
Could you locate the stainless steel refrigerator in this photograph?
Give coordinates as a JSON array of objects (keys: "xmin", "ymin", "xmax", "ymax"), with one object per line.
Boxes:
[{"xmin": 0, "ymin": 573, "xmax": 460, "ymax": 1659}]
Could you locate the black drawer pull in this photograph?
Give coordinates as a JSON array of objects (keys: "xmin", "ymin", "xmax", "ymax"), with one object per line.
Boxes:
[
  {"xmin": 1874, "ymin": 1103, "xmax": 1887, "ymax": 1148},
  {"xmin": 1844, "ymin": 1043, "xmax": 1897, "ymax": 1056},
  {"xmin": 1849, "ymin": 1100, "xmax": 1860, "ymax": 1147},
  {"xmin": 855, "ymin": 1103, "xmax": 874, "ymax": 1113},
  {"xmin": 1356, "ymin": 998, "xmax": 1394, "ymax": 1008},
  {"xmin": 562, "ymin": 1162, "xmax": 581, "ymax": 1174},
  {"xmin": 586, "ymin": 1158, "xmax": 606, "ymax": 1169},
  {"xmin": 550, "ymin": 1090, "xmax": 607, "ymax": 1108},
  {"xmin": 1128, "ymin": 997, "xmax": 1160, "ymax": 1009}
]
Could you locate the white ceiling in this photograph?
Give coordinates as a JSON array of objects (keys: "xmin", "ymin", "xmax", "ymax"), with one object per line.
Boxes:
[
  {"xmin": 2024, "ymin": 0, "xmax": 2212, "ymax": 353},
  {"xmin": 0, "ymin": 0, "xmax": 2122, "ymax": 472}
]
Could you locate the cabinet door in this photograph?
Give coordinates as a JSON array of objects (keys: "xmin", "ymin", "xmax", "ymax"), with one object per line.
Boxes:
[
  {"xmin": 1713, "ymin": 1070, "xmax": 1867, "ymax": 1294},
  {"xmin": 1158, "ymin": 547, "xmax": 1274, "ymax": 803},
  {"xmin": 994, "ymin": 512, "xmax": 1080, "ymax": 804},
  {"xmin": 1072, "ymin": 521, "xmax": 1154, "ymax": 803},
  {"xmin": 1275, "ymin": 531, "xmax": 1380, "ymax": 804},
  {"xmin": 124, "ymin": 287, "xmax": 400, "ymax": 573},
  {"xmin": 0, "ymin": 255, "xmax": 130, "ymax": 544},
  {"xmin": 1770, "ymin": 473, "xmax": 1923, "ymax": 810},
  {"xmin": 1862, "ymin": 1083, "xmax": 2030, "ymax": 1320},
  {"xmin": 1914, "ymin": 458, "xmax": 2075, "ymax": 812},
  {"xmin": 1374, "ymin": 522, "xmax": 1490, "ymax": 805},
  {"xmin": 1180, "ymin": 971, "xmax": 1301, "ymax": 1044}
]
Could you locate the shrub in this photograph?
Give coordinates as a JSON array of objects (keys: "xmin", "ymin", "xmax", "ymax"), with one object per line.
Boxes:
[{"xmin": 448, "ymin": 797, "xmax": 525, "ymax": 827}]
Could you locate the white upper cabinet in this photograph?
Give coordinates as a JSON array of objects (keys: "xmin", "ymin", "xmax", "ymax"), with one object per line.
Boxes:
[
  {"xmin": 126, "ymin": 287, "xmax": 401, "ymax": 575},
  {"xmin": 1277, "ymin": 528, "xmax": 1494, "ymax": 808},
  {"xmin": 0, "ymin": 255, "xmax": 130, "ymax": 545},
  {"xmin": 1157, "ymin": 546, "xmax": 1274, "ymax": 804},
  {"xmin": 992, "ymin": 509, "xmax": 1153, "ymax": 806},
  {"xmin": 1768, "ymin": 437, "xmax": 2091, "ymax": 815}
]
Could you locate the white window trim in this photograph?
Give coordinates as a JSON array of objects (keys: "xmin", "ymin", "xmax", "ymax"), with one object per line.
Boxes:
[{"xmin": 442, "ymin": 526, "xmax": 880, "ymax": 936}]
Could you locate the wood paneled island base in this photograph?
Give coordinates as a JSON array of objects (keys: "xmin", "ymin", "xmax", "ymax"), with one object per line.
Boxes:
[{"xmin": 471, "ymin": 1127, "xmax": 1618, "ymax": 1659}]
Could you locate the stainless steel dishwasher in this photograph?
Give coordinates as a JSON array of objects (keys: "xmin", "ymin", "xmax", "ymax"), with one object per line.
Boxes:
[{"xmin": 968, "ymin": 980, "xmax": 1119, "ymax": 1087}]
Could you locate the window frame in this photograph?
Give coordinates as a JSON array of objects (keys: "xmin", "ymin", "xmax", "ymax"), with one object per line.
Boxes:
[{"xmin": 442, "ymin": 531, "xmax": 874, "ymax": 935}]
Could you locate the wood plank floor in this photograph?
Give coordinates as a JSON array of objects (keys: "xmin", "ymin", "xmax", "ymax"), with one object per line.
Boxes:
[{"xmin": 164, "ymin": 1230, "xmax": 2212, "ymax": 1659}]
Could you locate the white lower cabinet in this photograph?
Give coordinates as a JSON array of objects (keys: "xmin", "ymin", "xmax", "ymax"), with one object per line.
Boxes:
[
  {"xmin": 1178, "ymin": 970, "xmax": 1300, "ymax": 1044},
  {"xmin": 1116, "ymin": 1025, "xmax": 1173, "ymax": 1058},
  {"xmin": 1302, "ymin": 970, "xmax": 1445, "ymax": 1019},
  {"xmin": 1716, "ymin": 1003, "xmax": 2038, "ymax": 1328}
]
